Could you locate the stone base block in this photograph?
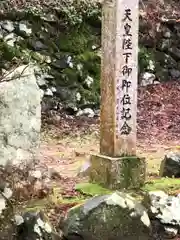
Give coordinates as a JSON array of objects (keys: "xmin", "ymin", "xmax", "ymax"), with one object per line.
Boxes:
[{"xmin": 89, "ymin": 154, "xmax": 146, "ymax": 190}]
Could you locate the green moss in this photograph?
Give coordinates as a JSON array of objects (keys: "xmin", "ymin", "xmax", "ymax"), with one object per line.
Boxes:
[
  {"xmin": 61, "ymin": 68, "xmax": 79, "ymax": 85},
  {"xmin": 31, "ymin": 52, "xmax": 44, "ymax": 62},
  {"xmin": 49, "ymin": 194, "xmax": 86, "ymax": 205},
  {"xmin": 56, "ymin": 0, "xmax": 101, "ymax": 27},
  {"xmin": 142, "ymin": 178, "xmax": 180, "ymax": 193},
  {"xmin": 23, "ymin": 194, "xmax": 85, "ymax": 215},
  {"xmin": 120, "ymin": 156, "xmax": 143, "ymax": 189},
  {"xmin": 75, "ymin": 178, "xmax": 180, "ymax": 198},
  {"xmin": 25, "ymin": 205, "xmax": 46, "ymax": 212},
  {"xmin": 77, "ymin": 51, "xmax": 100, "ymax": 79},
  {"xmin": 58, "ymin": 23, "xmax": 99, "ymax": 54},
  {"xmin": 138, "ymin": 46, "xmax": 155, "ymax": 73},
  {"xmin": 75, "ymin": 183, "xmax": 112, "ymax": 196},
  {"xmin": 23, "ymin": 199, "xmax": 49, "ymax": 212},
  {"xmin": 76, "ymin": 51, "xmax": 100, "ymax": 104},
  {"xmin": 0, "ymin": 41, "xmax": 21, "ymax": 61},
  {"xmin": 79, "ymin": 87, "xmax": 99, "ymax": 105},
  {"xmin": 58, "ymin": 197, "xmax": 86, "ymax": 204}
]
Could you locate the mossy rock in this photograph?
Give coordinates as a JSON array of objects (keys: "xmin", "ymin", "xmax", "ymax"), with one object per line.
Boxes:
[
  {"xmin": 0, "ymin": 40, "xmax": 21, "ymax": 61},
  {"xmin": 61, "ymin": 192, "xmax": 151, "ymax": 240}
]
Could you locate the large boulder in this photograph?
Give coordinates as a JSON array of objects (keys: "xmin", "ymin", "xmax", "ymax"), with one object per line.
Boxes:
[
  {"xmin": 160, "ymin": 152, "xmax": 180, "ymax": 178},
  {"xmin": 0, "ymin": 65, "xmax": 43, "ymax": 166},
  {"xmin": 145, "ymin": 191, "xmax": 180, "ymax": 226},
  {"xmin": 144, "ymin": 191, "xmax": 180, "ymax": 239},
  {"xmin": 60, "ymin": 192, "xmax": 151, "ymax": 240}
]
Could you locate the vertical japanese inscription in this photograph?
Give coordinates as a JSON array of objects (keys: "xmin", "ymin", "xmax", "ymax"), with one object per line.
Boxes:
[{"xmin": 116, "ymin": 8, "xmax": 133, "ymax": 137}]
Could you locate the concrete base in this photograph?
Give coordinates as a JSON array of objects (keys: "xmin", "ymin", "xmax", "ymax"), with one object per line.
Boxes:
[{"xmin": 89, "ymin": 154, "xmax": 146, "ymax": 190}]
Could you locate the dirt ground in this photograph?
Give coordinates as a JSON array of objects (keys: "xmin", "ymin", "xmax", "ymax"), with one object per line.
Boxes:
[
  {"xmin": 39, "ymin": 81, "xmax": 180, "ymax": 179},
  {"xmin": 39, "ymin": 132, "xmax": 180, "ymax": 178}
]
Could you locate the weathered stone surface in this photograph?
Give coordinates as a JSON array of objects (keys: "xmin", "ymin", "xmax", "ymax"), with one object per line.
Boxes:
[
  {"xmin": 164, "ymin": 226, "xmax": 178, "ymax": 238},
  {"xmin": 159, "ymin": 39, "xmax": 172, "ymax": 51},
  {"xmin": 44, "ymin": 88, "xmax": 53, "ymax": 96},
  {"xmin": 169, "ymin": 69, "xmax": 180, "ymax": 79},
  {"xmin": 4, "ymin": 32, "xmax": 16, "ymax": 46},
  {"xmin": 18, "ymin": 22, "xmax": 32, "ymax": 36},
  {"xmin": 155, "ymin": 52, "xmax": 177, "ymax": 69},
  {"xmin": 76, "ymin": 108, "xmax": 95, "ymax": 118},
  {"xmin": 160, "ymin": 152, "xmax": 180, "ymax": 178},
  {"xmin": 156, "ymin": 68, "xmax": 169, "ymax": 82},
  {"xmin": 145, "ymin": 191, "xmax": 180, "ymax": 226},
  {"xmin": 100, "ymin": 0, "xmax": 139, "ymax": 157},
  {"xmin": 140, "ymin": 72, "xmax": 156, "ymax": 86},
  {"xmin": 163, "ymin": 29, "xmax": 171, "ymax": 38},
  {"xmin": 60, "ymin": 192, "xmax": 151, "ymax": 240},
  {"xmin": 169, "ymin": 47, "xmax": 180, "ymax": 61},
  {"xmin": 1, "ymin": 20, "xmax": 14, "ymax": 32},
  {"xmin": 89, "ymin": 155, "xmax": 146, "ymax": 190},
  {"xmin": 0, "ymin": 65, "xmax": 42, "ymax": 166},
  {"xmin": 31, "ymin": 40, "xmax": 48, "ymax": 51},
  {"xmin": 15, "ymin": 211, "xmax": 59, "ymax": 240}
]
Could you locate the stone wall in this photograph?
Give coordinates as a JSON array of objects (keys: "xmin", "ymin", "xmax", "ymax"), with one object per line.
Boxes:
[
  {"xmin": 0, "ymin": 0, "xmax": 180, "ymax": 111},
  {"xmin": 0, "ymin": 0, "xmax": 101, "ymax": 113},
  {"xmin": 139, "ymin": 1, "xmax": 180, "ymax": 85}
]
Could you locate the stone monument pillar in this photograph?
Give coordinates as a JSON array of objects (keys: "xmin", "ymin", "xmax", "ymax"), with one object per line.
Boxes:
[{"xmin": 89, "ymin": 0, "xmax": 146, "ymax": 189}]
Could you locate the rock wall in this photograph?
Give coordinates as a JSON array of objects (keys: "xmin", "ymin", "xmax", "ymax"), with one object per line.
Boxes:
[
  {"xmin": 0, "ymin": 0, "xmax": 101, "ymax": 113},
  {"xmin": 0, "ymin": 0, "xmax": 180, "ymax": 111},
  {"xmin": 0, "ymin": 65, "xmax": 42, "ymax": 166},
  {"xmin": 139, "ymin": 1, "xmax": 180, "ymax": 84}
]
